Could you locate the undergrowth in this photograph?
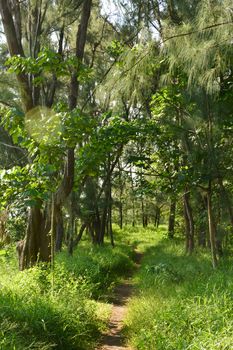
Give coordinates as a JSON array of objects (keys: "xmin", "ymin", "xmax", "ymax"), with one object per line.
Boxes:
[
  {"xmin": 0, "ymin": 235, "xmax": 134, "ymax": 350},
  {"xmin": 125, "ymin": 226, "xmax": 233, "ymax": 349},
  {"xmin": 3, "ymin": 225, "xmax": 231, "ymax": 350}
]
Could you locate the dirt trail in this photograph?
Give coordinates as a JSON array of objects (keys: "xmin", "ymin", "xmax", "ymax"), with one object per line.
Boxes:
[{"xmin": 96, "ymin": 251, "xmax": 142, "ymax": 350}]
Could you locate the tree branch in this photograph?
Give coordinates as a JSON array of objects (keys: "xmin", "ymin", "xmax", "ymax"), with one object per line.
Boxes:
[{"xmin": 163, "ymin": 21, "xmax": 233, "ymax": 43}]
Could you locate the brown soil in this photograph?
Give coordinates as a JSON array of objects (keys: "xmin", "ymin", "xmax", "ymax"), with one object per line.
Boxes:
[{"xmin": 96, "ymin": 251, "xmax": 143, "ymax": 350}]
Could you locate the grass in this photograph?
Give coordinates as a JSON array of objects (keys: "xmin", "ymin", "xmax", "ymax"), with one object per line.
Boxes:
[
  {"xmin": 2, "ymin": 225, "xmax": 233, "ymax": 349},
  {"xmin": 124, "ymin": 225, "xmax": 233, "ymax": 349},
  {"xmin": 0, "ymin": 234, "xmax": 134, "ymax": 350}
]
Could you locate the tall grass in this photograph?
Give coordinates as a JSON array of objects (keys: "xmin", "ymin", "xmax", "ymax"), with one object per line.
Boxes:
[
  {"xmin": 0, "ymin": 237, "xmax": 134, "ymax": 349},
  {"xmin": 125, "ymin": 226, "xmax": 233, "ymax": 350}
]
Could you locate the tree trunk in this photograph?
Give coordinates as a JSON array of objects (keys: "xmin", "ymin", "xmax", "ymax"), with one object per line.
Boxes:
[
  {"xmin": 197, "ymin": 224, "xmax": 206, "ymax": 248},
  {"xmin": 119, "ymin": 202, "xmax": 123, "ymax": 229},
  {"xmin": 55, "ymin": 205, "xmax": 64, "ymax": 252},
  {"xmin": 195, "ymin": 192, "xmax": 207, "ymax": 247},
  {"xmin": 69, "ymin": 222, "xmax": 87, "ymax": 254},
  {"xmin": 118, "ymin": 161, "xmax": 124, "ymax": 229},
  {"xmin": 183, "ymin": 190, "xmax": 195, "ymax": 254},
  {"xmin": 206, "ymin": 182, "xmax": 218, "ymax": 268},
  {"xmin": 154, "ymin": 206, "xmax": 161, "ymax": 228},
  {"xmin": 142, "ymin": 198, "xmax": 147, "ymax": 227},
  {"xmin": 108, "ymin": 201, "xmax": 114, "ymax": 247},
  {"xmin": 98, "ymin": 179, "xmax": 110, "ymax": 245},
  {"xmin": 20, "ymin": 206, "xmax": 50, "ymax": 270},
  {"xmin": 130, "ymin": 166, "xmax": 135, "ymax": 227},
  {"xmin": 132, "ymin": 201, "xmax": 135, "ymax": 227},
  {"xmin": 168, "ymin": 199, "xmax": 176, "ymax": 239}
]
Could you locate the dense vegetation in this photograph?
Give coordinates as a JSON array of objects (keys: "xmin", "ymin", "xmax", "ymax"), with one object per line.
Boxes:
[
  {"xmin": 125, "ymin": 227, "xmax": 233, "ymax": 349},
  {"xmin": 0, "ymin": 0, "xmax": 233, "ymax": 349},
  {"xmin": 0, "ymin": 230, "xmax": 134, "ymax": 349}
]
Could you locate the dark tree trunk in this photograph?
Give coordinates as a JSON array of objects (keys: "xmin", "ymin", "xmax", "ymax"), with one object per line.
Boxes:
[
  {"xmin": 118, "ymin": 161, "xmax": 124, "ymax": 229},
  {"xmin": 154, "ymin": 206, "xmax": 161, "ymax": 228},
  {"xmin": 20, "ymin": 206, "xmax": 50, "ymax": 270},
  {"xmin": 183, "ymin": 190, "xmax": 195, "ymax": 254},
  {"xmin": 108, "ymin": 178, "xmax": 114, "ymax": 247},
  {"xmin": 168, "ymin": 199, "xmax": 176, "ymax": 239},
  {"xmin": 96, "ymin": 151, "xmax": 122, "ymax": 245},
  {"xmin": 197, "ymin": 225, "xmax": 206, "ymax": 248},
  {"xmin": 55, "ymin": 205, "xmax": 64, "ymax": 252},
  {"xmin": 98, "ymin": 189, "xmax": 108, "ymax": 245},
  {"xmin": 130, "ymin": 166, "xmax": 135, "ymax": 227},
  {"xmin": 142, "ymin": 198, "xmax": 147, "ymax": 227},
  {"xmin": 206, "ymin": 182, "xmax": 218, "ymax": 269},
  {"xmin": 196, "ymin": 193, "xmax": 207, "ymax": 247},
  {"xmin": 69, "ymin": 222, "xmax": 87, "ymax": 254},
  {"xmin": 143, "ymin": 214, "xmax": 148, "ymax": 227},
  {"xmin": 89, "ymin": 221, "xmax": 98, "ymax": 244},
  {"xmin": 98, "ymin": 210, "xmax": 107, "ymax": 245},
  {"xmin": 119, "ymin": 202, "xmax": 123, "ymax": 229}
]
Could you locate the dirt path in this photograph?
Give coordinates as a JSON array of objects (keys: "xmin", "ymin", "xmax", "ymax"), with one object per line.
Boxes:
[{"xmin": 96, "ymin": 251, "xmax": 142, "ymax": 350}]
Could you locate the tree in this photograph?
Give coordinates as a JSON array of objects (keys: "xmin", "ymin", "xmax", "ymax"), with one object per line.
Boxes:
[{"xmin": 0, "ymin": 0, "xmax": 92, "ymax": 269}]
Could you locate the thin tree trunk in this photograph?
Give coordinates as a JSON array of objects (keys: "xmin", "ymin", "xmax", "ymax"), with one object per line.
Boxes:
[
  {"xmin": 196, "ymin": 194, "xmax": 206, "ymax": 247},
  {"xmin": 118, "ymin": 161, "xmax": 124, "ymax": 229},
  {"xmin": 108, "ymin": 186, "xmax": 114, "ymax": 247},
  {"xmin": 130, "ymin": 166, "xmax": 135, "ymax": 226},
  {"xmin": 69, "ymin": 222, "xmax": 87, "ymax": 254},
  {"xmin": 142, "ymin": 198, "xmax": 146, "ymax": 227},
  {"xmin": 168, "ymin": 199, "xmax": 176, "ymax": 239},
  {"xmin": 206, "ymin": 182, "xmax": 218, "ymax": 269},
  {"xmin": 154, "ymin": 206, "xmax": 161, "ymax": 228},
  {"xmin": 119, "ymin": 202, "xmax": 123, "ymax": 229},
  {"xmin": 183, "ymin": 190, "xmax": 195, "ymax": 254},
  {"xmin": 55, "ymin": 205, "xmax": 64, "ymax": 252}
]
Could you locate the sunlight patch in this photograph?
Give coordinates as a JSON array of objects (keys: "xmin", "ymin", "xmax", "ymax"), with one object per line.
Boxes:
[{"xmin": 25, "ymin": 106, "xmax": 61, "ymax": 145}]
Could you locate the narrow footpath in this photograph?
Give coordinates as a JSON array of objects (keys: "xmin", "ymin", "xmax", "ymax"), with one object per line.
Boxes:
[{"xmin": 96, "ymin": 251, "xmax": 142, "ymax": 350}]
